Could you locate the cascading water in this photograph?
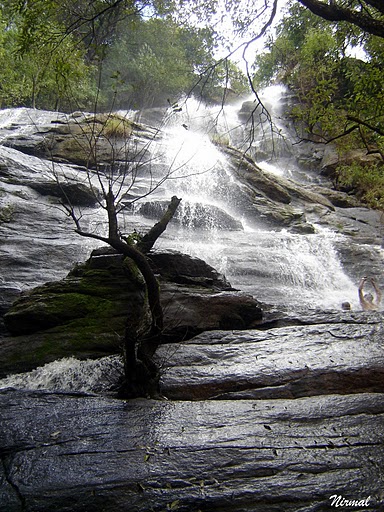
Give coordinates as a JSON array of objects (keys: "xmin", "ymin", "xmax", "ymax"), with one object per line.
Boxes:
[
  {"xmin": 0, "ymin": 355, "xmax": 123, "ymax": 393},
  {"xmin": 126, "ymin": 87, "xmax": 358, "ymax": 310}
]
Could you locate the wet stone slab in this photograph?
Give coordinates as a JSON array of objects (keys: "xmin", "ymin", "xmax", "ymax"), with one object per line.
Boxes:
[
  {"xmin": 156, "ymin": 322, "xmax": 384, "ymax": 400},
  {"xmin": 1, "ymin": 389, "xmax": 383, "ymax": 511}
]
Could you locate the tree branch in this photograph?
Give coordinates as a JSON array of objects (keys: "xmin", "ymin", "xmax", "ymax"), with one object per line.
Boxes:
[
  {"xmin": 137, "ymin": 196, "xmax": 182, "ymax": 254},
  {"xmin": 298, "ymin": 0, "xmax": 384, "ymax": 38},
  {"xmin": 347, "ymin": 115, "xmax": 384, "ymax": 137}
]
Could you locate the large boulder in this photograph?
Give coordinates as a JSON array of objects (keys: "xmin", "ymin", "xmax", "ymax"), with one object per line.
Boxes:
[
  {"xmin": 149, "ymin": 250, "xmax": 232, "ymax": 289},
  {"xmin": 0, "ymin": 253, "xmax": 148, "ymax": 376},
  {"xmin": 4, "ymin": 252, "xmax": 148, "ymax": 337},
  {"xmin": 161, "ymin": 285, "xmax": 263, "ymax": 341},
  {"xmin": 151, "ymin": 251, "xmax": 262, "ymax": 340},
  {"xmin": 0, "ymin": 250, "xmax": 263, "ymax": 377}
]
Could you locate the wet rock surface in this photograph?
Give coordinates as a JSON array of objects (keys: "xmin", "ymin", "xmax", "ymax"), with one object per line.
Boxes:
[
  {"xmin": 1, "ymin": 389, "xmax": 383, "ymax": 512},
  {"xmin": 156, "ymin": 316, "xmax": 384, "ymax": 400},
  {"xmin": 0, "ymin": 109, "xmax": 157, "ymax": 167},
  {"xmin": 1, "ymin": 308, "xmax": 384, "ymax": 510}
]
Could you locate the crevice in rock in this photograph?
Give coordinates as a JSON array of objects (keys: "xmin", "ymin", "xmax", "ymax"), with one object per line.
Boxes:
[{"xmin": 1, "ymin": 454, "xmax": 26, "ymax": 510}]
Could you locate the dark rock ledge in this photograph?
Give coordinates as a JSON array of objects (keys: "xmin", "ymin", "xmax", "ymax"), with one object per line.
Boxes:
[
  {"xmin": 156, "ymin": 322, "xmax": 384, "ymax": 400},
  {"xmin": 1, "ymin": 389, "xmax": 383, "ymax": 512}
]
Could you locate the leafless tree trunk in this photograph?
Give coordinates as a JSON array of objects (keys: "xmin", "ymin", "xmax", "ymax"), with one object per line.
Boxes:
[{"xmin": 67, "ymin": 190, "xmax": 180, "ymax": 397}]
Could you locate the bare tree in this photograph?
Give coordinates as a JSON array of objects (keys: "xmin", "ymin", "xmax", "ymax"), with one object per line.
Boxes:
[{"xmin": 51, "ymin": 108, "xmax": 182, "ymax": 397}]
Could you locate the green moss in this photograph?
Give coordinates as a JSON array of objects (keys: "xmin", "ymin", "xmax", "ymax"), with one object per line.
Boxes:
[
  {"xmin": 103, "ymin": 115, "xmax": 133, "ymax": 138},
  {"xmin": 0, "ymin": 204, "xmax": 15, "ymax": 223},
  {"xmin": 56, "ymin": 135, "xmax": 98, "ymax": 165},
  {"xmin": 46, "ymin": 316, "xmax": 125, "ymax": 352},
  {"xmin": 4, "ymin": 253, "xmax": 151, "ymax": 363},
  {"xmin": 53, "ymin": 293, "xmax": 113, "ymax": 319},
  {"xmin": 122, "ymin": 257, "xmax": 145, "ymax": 284},
  {"xmin": 210, "ymin": 133, "xmax": 230, "ymax": 146}
]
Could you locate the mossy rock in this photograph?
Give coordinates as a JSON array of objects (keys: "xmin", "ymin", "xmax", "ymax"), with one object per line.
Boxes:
[
  {"xmin": 41, "ymin": 114, "xmax": 135, "ymax": 167},
  {"xmin": 0, "ymin": 326, "xmax": 124, "ymax": 377},
  {"xmin": 4, "ymin": 254, "xmax": 149, "ymax": 337},
  {"xmin": 4, "ymin": 292, "xmax": 117, "ymax": 335}
]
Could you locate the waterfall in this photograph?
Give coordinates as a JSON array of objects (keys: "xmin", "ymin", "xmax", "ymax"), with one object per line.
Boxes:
[
  {"xmin": 125, "ymin": 87, "xmax": 358, "ymax": 310},
  {"xmin": 0, "ymin": 87, "xmax": 372, "ymax": 392},
  {"xmin": 0, "ymin": 356, "xmax": 124, "ymax": 393},
  {"xmin": 0, "ymin": 89, "xmax": 361, "ymax": 311}
]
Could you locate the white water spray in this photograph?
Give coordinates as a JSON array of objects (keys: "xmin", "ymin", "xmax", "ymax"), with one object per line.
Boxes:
[
  {"xmin": 0, "ymin": 356, "xmax": 123, "ymax": 393},
  {"xmin": 129, "ymin": 89, "xmax": 358, "ymax": 310}
]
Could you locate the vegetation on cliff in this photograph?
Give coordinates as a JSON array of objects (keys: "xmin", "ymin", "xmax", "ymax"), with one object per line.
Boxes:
[{"xmin": 254, "ymin": 3, "xmax": 384, "ymax": 208}]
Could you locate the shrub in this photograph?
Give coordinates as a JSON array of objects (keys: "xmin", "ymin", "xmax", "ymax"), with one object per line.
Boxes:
[{"xmin": 336, "ymin": 162, "xmax": 384, "ymax": 209}]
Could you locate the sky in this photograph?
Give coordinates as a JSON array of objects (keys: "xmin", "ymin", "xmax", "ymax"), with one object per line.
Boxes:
[{"xmin": 213, "ymin": 0, "xmax": 290, "ymax": 71}]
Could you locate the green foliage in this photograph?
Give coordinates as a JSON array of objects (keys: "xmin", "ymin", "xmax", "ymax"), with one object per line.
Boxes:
[
  {"xmin": 0, "ymin": 1, "xmax": 246, "ymax": 110},
  {"xmin": 254, "ymin": 2, "xmax": 384, "ymax": 207},
  {"xmin": 337, "ymin": 163, "xmax": 384, "ymax": 209},
  {"xmin": 123, "ymin": 231, "xmax": 143, "ymax": 246},
  {"xmin": 0, "ymin": 8, "xmax": 95, "ymax": 110},
  {"xmin": 99, "ymin": 17, "xmax": 244, "ymax": 109}
]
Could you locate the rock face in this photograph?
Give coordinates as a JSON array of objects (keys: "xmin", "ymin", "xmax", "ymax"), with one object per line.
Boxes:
[
  {"xmin": 0, "ymin": 110, "xmax": 157, "ymax": 167},
  {"xmin": 219, "ymin": 145, "xmax": 336, "ymax": 233},
  {"xmin": 1, "ymin": 389, "xmax": 383, "ymax": 512},
  {"xmin": 156, "ymin": 317, "xmax": 384, "ymax": 400},
  {"xmin": 2, "ymin": 311, "xmax": 384, "ymax": 511},
  {"xmin": 149, "ymin": 250, "xmax": 231, "ymax": 288},
  {"xmin": 0, "ymin": 253, "xmax": 147, "ymax": 376},
  {"xmin": 4, "ymin": 253, "xmax": 147, "ymax": 337},
  {"xmin": 29, "ymin": 181, "xmax": 101, "ymax": 206}
]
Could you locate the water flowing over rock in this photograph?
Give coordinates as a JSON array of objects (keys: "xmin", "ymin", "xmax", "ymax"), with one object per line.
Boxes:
[
  {"xmin": 1, "ymin": 89, "xmax": 384, "ymax": 511},
  {"xmin": 137, "ymin": 199, "xmax": 243, "ymax": 230}
]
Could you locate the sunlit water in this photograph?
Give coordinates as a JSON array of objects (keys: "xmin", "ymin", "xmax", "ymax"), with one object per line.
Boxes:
[{"xmin": 125, "ymin": 89, "xmax": 359, "ymax": 310}]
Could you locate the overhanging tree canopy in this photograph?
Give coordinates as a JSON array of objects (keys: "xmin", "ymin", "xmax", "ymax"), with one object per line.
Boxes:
[{"xmin": 297, "ymin": 0, "xmax": 384, "ymax": 39}]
